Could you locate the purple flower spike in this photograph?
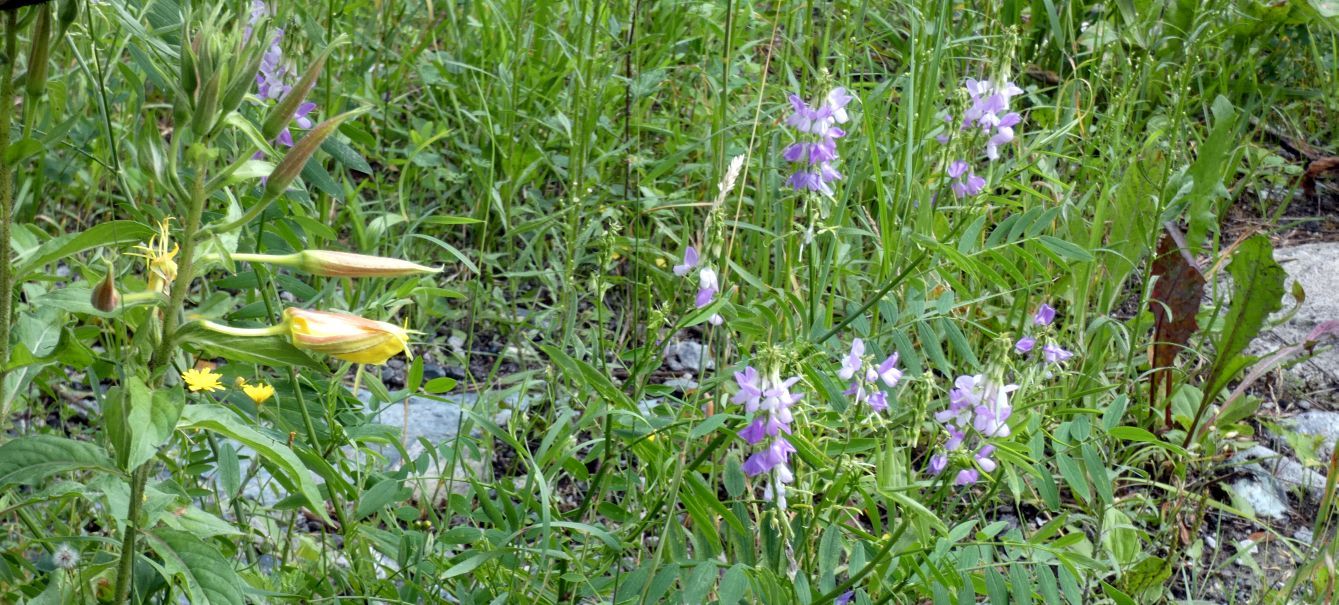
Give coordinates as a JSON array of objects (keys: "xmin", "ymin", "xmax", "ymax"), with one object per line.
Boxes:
[
  {"xmin": 673, "ymin": 246, "xmax": 699, "ymax": 277},
  {"xmin": 732, "ymin": 368, "xmax": 762, "ymax": 410},
  {"xmin": 867, "ymin": 390, "xmax": 888, "ymax": 412},
  {"xmin": 1034, "ymin": 303, "xmax": 1056, "ymax": 326},
  {"xmin": 738, "ymin": 418, "xmax": 768, "ymax": 445},
  {"xmin": 1015, "ymin": 336, "xmax": 1036, "ymax": 354}
]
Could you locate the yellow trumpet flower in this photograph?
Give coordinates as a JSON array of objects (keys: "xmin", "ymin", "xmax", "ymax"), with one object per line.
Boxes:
[
  {"xmin": 128, "ymin": 218, "xmax": 179, "ymax": 295},
  {"xmin": 283, "ymin": 308, "xmax": 411, "ymax": 365}
]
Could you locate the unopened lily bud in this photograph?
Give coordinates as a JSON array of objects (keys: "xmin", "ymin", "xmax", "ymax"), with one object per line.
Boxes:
[
  {"xmin": 24, "ymin": 3, "xmax": 51, "ymax": 100},
  {"xmin": 261, "ymin": 38, "xmax": 344, "ymax": 141},
  {"xmin": 283, "ymin": 308, "xmax": 410, "ymax": 365},
  {"xmin": 263, "ymin": 109, "xmax": 364, "ymax": 200},
  {"xmin": 298, "ymin": 250, "xmax": 439, "ymax": 277},
  {"xmin": 91, "ymin": 268, "xmax": 119, "ymax": 313},
  {"xmin": 57, "ymin": 0, "xmax": 77, "ymax": 33}
]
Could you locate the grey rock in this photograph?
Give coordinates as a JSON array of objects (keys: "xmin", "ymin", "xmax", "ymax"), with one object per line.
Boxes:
[
  {"xmin": 1281, "ymin": 410, "xmax": 1339, "ymax": 462},
  {"xmin": 1229, "ymin": 476, "xmax": 1290, "ymax": 520},
  {"xmin": 663, "ymin": 340, "xmax": 713, "ymax": 373},
  {"xmin": 1258, "ymin": 243, "xmax": 1339, "ymax": 405},
  {"xmin": 1231, "ymin": 445, "xmax": 1329, "ymax": 500}
]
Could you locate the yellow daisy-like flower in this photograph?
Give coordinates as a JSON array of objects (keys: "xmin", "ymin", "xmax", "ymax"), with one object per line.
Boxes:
[
  {"xmin": 128, "ymin": 218, "xmax": 179, "ymax": 295},
  {"xmin": 242, "ymin": 382, "xmax": 275, "ymax": 404},
  {"xmin": 182, "ymin": 367, "xmax": 224, "ymax": 393}
]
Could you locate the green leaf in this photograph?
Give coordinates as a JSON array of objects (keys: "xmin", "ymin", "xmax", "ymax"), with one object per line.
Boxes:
[
  {"xmin": 0, "ymin": 435, "xmax": 120, "ymax": 486},
  {"xmin": 15, "ymin": 221, "xmax": 154, "ymax": 280},
  {"xmin": 321, "ymin": 136, "xmax": 372, "ymax": 174},
  {"xmin": 423, "ymin": 376, "xmax": 457, "ymax": 394},
  {"xmin": 175, "ymin": 323, "xmax": 322, "ymax": 369},
  {"xmin": 177, "ymin": 405, "xmax": 330, "ymax": 523},
  {"xmin": 144, "ymin": 528, "xmax": 245, "ymax": 605},
  {"xmin": 1206, "ymin": 234, "xmax": 1287, "ymax": 398},
  {"xmin": 5, "ymin": 137, "xmax": 43, "ymax": 163},
  {"xmin": 354, "ymin": 478, "xmax": 411, "ymax": 520},
  {"xmin": 718, "ymin": 564, "xmax": 750, "ymax": 605},
  {"xmin": 1036, "ymin": 236, "xmax": 1095, "ymax": 262},
  {"xmin": 123, "ymin": 377, "xmax": 184, "ymax": 470},
  {"xmin": 1182, "ymin": 96, "xmax": 1240, "ymax": 250},
  {"xmin": 1102, "ymin": 507, "xmax": 1140, "ymax": 566}
]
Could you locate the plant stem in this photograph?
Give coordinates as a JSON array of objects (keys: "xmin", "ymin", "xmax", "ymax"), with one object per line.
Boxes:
[
  {"xmin": 0, "ymin": 10, "xmax": 19, "ymax": 423},
  {"xmin": 112, "ymin": 464, "xmax": 150, "ymax": 603},
  {"xmin": 118, "ymin": 141, "xmax": 212, "ymax": 603}
]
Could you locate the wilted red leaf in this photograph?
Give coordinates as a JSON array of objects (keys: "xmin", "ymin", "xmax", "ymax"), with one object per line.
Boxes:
[{"xmin": 1150, "ymin": 224, "xmax": 1205, "ymax": 429}]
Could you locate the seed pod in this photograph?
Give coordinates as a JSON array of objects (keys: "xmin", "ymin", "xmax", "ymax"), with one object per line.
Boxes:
[
  {"xmin": 261, "ymin": 37, "xmax": 344, "ymax": 141},
  {"xmin": 90, "ymin": 268, "xmax": 119, "ymax": 313},
  {"xmin": 263, "ymin": 108, "xmax": 364, "ymax": 200},
  {"xmin": 23, "ymin": 3, "xmax": 50, "ymax": 100}
]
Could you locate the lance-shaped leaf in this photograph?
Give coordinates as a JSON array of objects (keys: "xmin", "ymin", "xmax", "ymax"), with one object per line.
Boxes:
[
  {"xmin": 1203, "ymin": 234, "xmax": 1288, "ymax": 400},
  {"xmin": 261, "ymin": 36, "xmax": 346, "ymax": 141},
  {"xmin": 1149, "ymin": 224, "xmax": 1204, "ymax": 426}
]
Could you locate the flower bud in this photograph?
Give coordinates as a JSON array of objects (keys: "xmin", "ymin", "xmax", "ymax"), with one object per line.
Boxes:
[
  {"xmin": 296, "ymin": 250, "xmax": 440, "ymax": 277},
  {"xmin": 263, "ymin": 109, "xmax": 364, "ymax": 200},
  {"xmin": 261, "ymin": 37, "xmax": 344, "ymax": 141},
  {"xmin": 90, "ymin": 268, "xmax": 119, "ymax": 313},
  {"xmin": 24, "ymin": 3, "xmax": 51, "ymax": 100},
  {"xmin": 57, "ymin": 0, "xmax": 77, "ymax": 33},
  {"xmin": 283, "ymin": 308, "xmax": 410, "ymax": 365}
]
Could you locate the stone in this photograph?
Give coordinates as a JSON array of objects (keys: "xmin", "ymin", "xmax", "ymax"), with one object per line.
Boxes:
[
  {"xmin": 1257, "ymin": 243, "xmax": 1339, "ymax": 405},
  {"xmin": 1231, "ymin": 445, "xmax": 1329, "ymax": 500},
  {"xmin": 1229, "ymin": 476, "xmax": 1290, "ymax": 520},
  {"xmin": 1281, "ymin": 410, "xmax": 1339, "ymax": 462},
  {"xmin": 663, "ymin": 340, "xmax": 714, "ymax": 373}
]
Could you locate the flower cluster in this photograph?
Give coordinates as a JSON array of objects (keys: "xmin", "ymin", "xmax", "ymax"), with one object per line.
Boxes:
[
  {"xmin": 1014, "ymin": 303, "xmax": 1073, "ymax": 364},
  {"xmin": 248, "ymin": 1, "xmax": 316, "ymax": 149},
  {"xmin": 837, "ymin": 338, "xmax": 902, "ymax": 413},
  {"xmin": 733, "ymin": 367, "xmax": 804, "ymax": 509},
  {"xmin": 961, "ymin": 78, "xmax": 1023, "ymax": 161},
  {"xmin": 938, "ymin": 77, "xmax": 1025, "ymax": 198},
  {"xmin": 181, "ymin": 367, "xmax": 276, "ymax": 404},
  {"xmin": 674, "ymin": 245, "xmax": 722, "ymax": 325},
  {"xmin": 928, "ymin": 374, "xmax": 1017, "ymax": 486},
  {"xmin": 783, "ymin": 88, "xmax": 854, "ymax": 196}
]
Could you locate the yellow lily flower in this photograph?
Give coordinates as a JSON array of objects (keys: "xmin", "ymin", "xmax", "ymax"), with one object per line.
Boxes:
[{"xmin": 283, "ymin": 308, "xmax": 410, "ymax": 365}]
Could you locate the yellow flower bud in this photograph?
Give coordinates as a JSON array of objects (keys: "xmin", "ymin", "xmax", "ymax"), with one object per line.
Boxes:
[{"xmin": 283, "ymin": 308, "xmax": 410, "ymax": 365}]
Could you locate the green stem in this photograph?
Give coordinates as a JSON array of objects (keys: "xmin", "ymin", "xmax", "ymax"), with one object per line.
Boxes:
[
  {"xmin": 198, "ymin": 319, "xmax": 287, "ymax": 338},
  {"xmin": 118, "ymin": 141, "xmax": 213, "ymax": 603},
  {"xmin": 0, "ymin": 11, "xmax": 19, "ymax": 424}
]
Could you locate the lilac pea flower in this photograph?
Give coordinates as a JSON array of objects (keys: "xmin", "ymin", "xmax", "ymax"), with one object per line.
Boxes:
[
  {"xmin": 742, "ymin": 437, "xmax": 795, "ymax": 477},
  {"xmin": 809, "ymin": 139, "xmax": 837, "ymax": 164},
  {"xmin": 962, "ymin": 173, "xmax": 986, "ymax": 196},
  {"xmin": 945, "ymin": 424, "xmax": 966, "ymax": 451},
  {"xmin": 783, "ymin": 143, "xmax": 809, "ymax": 163},
  {"xmin": 973, "ymin": 382, "xmax": 1018, "ymax": 438},
  {"xmin": 818, "ymin": 164, "xmax": 842, "ymax": 184},
  {"xmin": 839, "ymin": 338, "xmax": 864, "ymax": 380},
  {"xmin": 1042, "ymin": 343, "xmax": 1074, "ymax": 364},
  {"xmin": 974, "ymin": 444, "xmax": 998, "ymax": 473},
  {"xmin": 738, "ymin": 418, "xmax": 768, "ymax": 445},
  {"xmin": 1034, "ymin": 303, "xmax": 1056, "ymax": 326},
  {"xmin": 825, "ymin": 87, "xmax": 854, "ymax": 123},
  {"xmin": 1015, "ymin": 336, "xmax": 1036, "ymax": 354},
  {"xmin": 696, "ymin": 268, "xmax": 719, "ymax": 308},
  {"xmin": 835, "ymin": 591, "xmax": 856, "ymax": 605},
  {"xmin": 875, "ymin": 354, "xmax": 901, "ymax": 387},
  {"xmin": 955, "ymin": 468, "xmax": 979, "ymax": 486},
  {"xmin": 950, "ymin": 181, "xmax": 969, "ymax": 199},
  {"xmin": 947, "ymin": 160, "xmax": 970, "ymax": 179},
  {"xmin": 929, "ymin": 454, "xmax": 949, "ymax": 475},
  {"xmin": 867, "ymin": 390, "xmax": 888, "ymax": 413},
  {"xmin": 935, "ymin": 133, "xmax": 950, "ymax": 144},
  {"xmin": 708, "ymin": 313, "xmax": 724, "ymax": 326},
  {"xmin": 673, "ymin": 246, "xmax": 698, "ymax": 277},
  {"xmin": 732, "ymin": 368, "xmax": 762, "ymax": 410}
]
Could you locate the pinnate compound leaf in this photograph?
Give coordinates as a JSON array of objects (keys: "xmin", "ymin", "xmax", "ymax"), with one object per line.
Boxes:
[
  {"xmin": 144, "ymin": 528, "xmax": 245, "ymax": 605},
  {"xmin": 0, "ymin": 435, "xmax": 120, "ymax": 486}
]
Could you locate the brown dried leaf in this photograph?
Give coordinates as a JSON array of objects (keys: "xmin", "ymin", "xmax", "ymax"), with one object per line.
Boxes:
[{"xmin": 1150, "ymin": 225, "xmax": 1206, "ymax": 427}]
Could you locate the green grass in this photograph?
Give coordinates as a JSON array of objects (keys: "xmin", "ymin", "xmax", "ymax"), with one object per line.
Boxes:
[{"xmin": 1, "ymin": 0, "xmax": 1338, "ymax": 603}]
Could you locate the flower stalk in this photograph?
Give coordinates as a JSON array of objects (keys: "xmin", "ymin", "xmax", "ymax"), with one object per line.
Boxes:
[{"xmin": 0, "ymin": 10, "xmax": 20, "ymax": 423}]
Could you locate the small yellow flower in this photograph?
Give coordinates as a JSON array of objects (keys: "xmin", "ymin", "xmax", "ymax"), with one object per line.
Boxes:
[
  {"xmin": 128, "ymin": 218, "xmax": 179, "ymax": 295},
  {"xmin": 242, "ymin": 381, "xmax": 275, "ymax": 404},
  {"xmin": 182, "ymin": 367, "xmax": 224, "ymax": 393}
]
